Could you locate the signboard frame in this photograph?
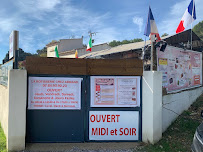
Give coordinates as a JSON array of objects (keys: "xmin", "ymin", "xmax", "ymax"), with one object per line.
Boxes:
[
  {"xmin": 28, "ymin": 76, "xmax": 83, "ymax": 110},
  {"xmin": 90, "ymin": 76, "xmax": 141, "ymax": 108},
  {"xmin": 85, "ymin": 76, "xmax": 142, "ymax": 142},
  {"xmin": 26, "ymin": 74, "xmax": 86, "ymax": 142},
  {"xmin": 157, "ymin": 45, "xmax": 202, "ymax": 93}
]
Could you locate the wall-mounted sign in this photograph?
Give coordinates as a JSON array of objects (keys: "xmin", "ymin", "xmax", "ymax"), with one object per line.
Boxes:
[
  {"xmin": 90, "ymin": 76, "xmax": 140, "ymax": 107},
  {"xmin": 28, "ymin": 77, "xmax": 82, "ymax": 110},
  {"xmin": 9, "ymin": 30, "xmax": 19, "ymax": 59},
  {"xmin": 0, "ymin": 60, "xmax": 13, "ymax": 86},
  {"xmin": 89, "ymin": 111, "xmax": 139, "ymax": 140},
  {"xmin": 157, "ymin": 45, "xmax": 202, "ymax": 93}
]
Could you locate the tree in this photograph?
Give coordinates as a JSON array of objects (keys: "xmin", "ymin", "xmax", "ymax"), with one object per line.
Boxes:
[
  {"xmin": 193, "ymin": 21, "xmax": 203, "ymax": 41},
  {"xmin": 161, "ymin": 33, "xmax": 169, "ymax": 37},
  {"xmin": 109, "ymin": 38, "xmax": 143, "ymax": 47},
  {"xmin": 36, "ymin": 47, "xmax": 47, "ymax": 57},
  {"xmin": 2, "ymin": 48, "xmax": 35, "ymax": 63}
]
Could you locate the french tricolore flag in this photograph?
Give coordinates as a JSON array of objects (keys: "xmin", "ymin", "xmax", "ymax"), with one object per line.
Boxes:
[
  {"xmin": 144, "ymin": 6, "xmax": 161, "ymax": 41},
  {"xmin": 176, "ymin": 0, "xmax": 196, "ymax": 33}
]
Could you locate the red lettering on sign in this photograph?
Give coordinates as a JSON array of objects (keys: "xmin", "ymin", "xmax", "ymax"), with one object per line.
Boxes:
[
  {"xmin": 91, "ymin": 128, "xmax": 108, "ymax": 135},
  {"xmin": 119, "ymin": 128, "xmax": 136, "ymax": 136},
  {"xmin": 90, "ymin": 115, "xmax": 95, "ymax": 122},
  {"xmin": 90, "ymin": 114, "xmax": 120, "ymax": 122}
]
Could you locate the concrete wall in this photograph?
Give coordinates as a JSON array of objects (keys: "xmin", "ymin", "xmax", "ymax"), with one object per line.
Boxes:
[
  {"xmin": 60, "ymin": 54, "xmax": 75, "ymax": 58},
  {"xmin": 59, "ymin": 38, "xmax": 83, "ymax": 53},
  {"xmin": 0, "ymin": 84, "xmax": 9, "ymax": 138},
  {"xmin": 0, "ymin": 70, "xmax": 27, "ymax": 151},
  {"xmin": 47, "ymin": 45, "xmax": 58, "ymax": 57},
  {"xmin": 162, "ymin": 87, "xmax": 203, "ymax": 132},
  {"xmin": 142, "ymin": 71, "xmax": 162, "ymax": 144}
]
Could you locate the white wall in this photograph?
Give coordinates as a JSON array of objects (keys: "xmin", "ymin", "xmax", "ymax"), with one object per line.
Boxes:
[
  {"xmin": 142, "ymin": 71, "xmax": 162, "ymax": 144},
  {"xmin": 162, "ymin": 87, "xmax": 203, "ymax": 132},
  {"xmin": 59, "ymin": 38, "xmax": 83, "ymax": 53},
  {"xmin": 0, "ymin": 85, "xmax": 9, "ymax": 138},
  {"xmin": 7, "ymin": 70, "xmax": 27, "ymax": 151},
  {"xmin": 47, "ymin": 45, "xmax": 58, "ymax": 57},
  {"xmin": 0, "ymin": 70, "xmax": 27, "ymax": 151}
]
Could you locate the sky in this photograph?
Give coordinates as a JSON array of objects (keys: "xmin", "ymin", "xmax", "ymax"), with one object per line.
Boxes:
[{"xmin": 0, "ymin": 0, "xmax": 203, "ymax": 63}]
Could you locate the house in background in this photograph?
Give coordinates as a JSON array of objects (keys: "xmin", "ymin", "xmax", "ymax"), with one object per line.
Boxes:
[
  {"xmin": 46, "ymin": 36, "xmax": 111, "ymax": 58},
  {"xmin": 80, "ymin": 29, "xmax": 203, "ymax": 60}
]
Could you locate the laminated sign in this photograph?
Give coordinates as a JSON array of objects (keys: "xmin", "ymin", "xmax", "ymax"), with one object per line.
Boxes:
[
  {"xmin": 28, "ymin": 77, "xmax": 82, "ymax": 109},
  {"xmin": 90, "ymin": 76, "xmax": 140, "ymax": 107},
  {"xmin": 89, "ymin": 111, "xmax": 139, "ymax": 140},
  {"xmin": 157, "ymin": 45, "xmax": 202, "ymax": 93}
]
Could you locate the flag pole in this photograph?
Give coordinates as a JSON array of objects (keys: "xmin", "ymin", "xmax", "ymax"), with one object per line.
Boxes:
[
  {"xmin": 191, "ymin": 0, "xmax": 195, "ymax": 50},
  {"xmin": 191, "ymin": 21, "xmax": 193, "ymax": 50},
  {"xmin": 143, "ymin": 36, "xmax": 147, "ymax": 70}
]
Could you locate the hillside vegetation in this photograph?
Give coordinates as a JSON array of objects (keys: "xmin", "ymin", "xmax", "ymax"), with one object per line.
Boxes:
[{"xmin": 193, "ymin": 20, "xmax": 203, "ymax": 40}]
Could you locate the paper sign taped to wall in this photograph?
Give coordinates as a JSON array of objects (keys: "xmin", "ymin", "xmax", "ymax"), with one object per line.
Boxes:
[
  {"xmin": 89, "ymin": 111, "xmax": 139, "ymax": 140},
  {"xmin": 28, "ymin": 77, "xmax": 82, "ymax": 110},
  {"xmin": 90, "ymin": 76, "xmax": 140, "ymax": 107}
]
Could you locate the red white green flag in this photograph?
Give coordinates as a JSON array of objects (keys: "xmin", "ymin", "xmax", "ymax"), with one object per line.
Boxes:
[{"xmin": 86, "ymin": 37, "xmax": 92, "ymax": 51}]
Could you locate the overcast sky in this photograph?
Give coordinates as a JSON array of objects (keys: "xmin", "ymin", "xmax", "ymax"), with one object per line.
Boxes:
[{"xmin": 0, "ymin": 0, "xmax": 203, "ymax": 63}]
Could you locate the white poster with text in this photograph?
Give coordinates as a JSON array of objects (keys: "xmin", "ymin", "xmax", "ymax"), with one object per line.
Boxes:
[
  {"xmin": 89, "ymin": 111, "xmax": 139, "ymax": 140},
  {"xmin": 90, "ymin": 76, "xmax": 140, "ymax": 107},
  {"xmin": 28, "ymin": 77, "xmax": 82, "ymax": 109}
]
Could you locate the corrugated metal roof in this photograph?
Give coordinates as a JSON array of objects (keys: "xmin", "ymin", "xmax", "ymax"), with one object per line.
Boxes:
[
  {"xmin": 79, "ymin": 40, "xmax": 151, "ymax": 58},
  {"xmin": 80, "ymin": 29, "xmax": 202, "ymax": 58}
]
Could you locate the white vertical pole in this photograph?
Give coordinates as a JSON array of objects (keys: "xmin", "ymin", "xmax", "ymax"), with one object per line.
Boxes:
[
  {"xmin": 191, "ymin": 0, "xmax": 195, "ymax": 50},
  {"xmin": 143, "ymin": 36, "xmax": 147, "ymax": 70}
]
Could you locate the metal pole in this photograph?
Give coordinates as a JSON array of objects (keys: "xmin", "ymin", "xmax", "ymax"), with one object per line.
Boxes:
[
  {"xmin": 191, "ymin": 0, "xmax": 195, "ymax": 50},
  {"xmin": 143, "ymin": 36, "xmax": 146, "ymax": 71},
  {"xmin": 14, "ymin": 50, "xmax": 18, "ymax": 69},
  {"xmin": 151, "ymin": 39, "xmax": 153, "ymax": 71}
]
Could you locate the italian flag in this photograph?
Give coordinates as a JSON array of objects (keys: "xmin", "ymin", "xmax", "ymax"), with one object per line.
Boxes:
[
  {"xmin": 55, "ymin": 46, "xmax": 59, "ymax": 58},
  {"xmin": 86, "ymin": 37, "xmax": 92, "ymax": 51}
]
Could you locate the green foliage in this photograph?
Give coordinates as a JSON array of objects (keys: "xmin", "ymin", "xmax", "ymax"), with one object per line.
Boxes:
[
  {"xmin": 109, "ymin": 38, "xmax": 143, "ymax": 47},
  {"xmin": 141, "ymin": 94, "xmax": 203, "ymax": 152},
  {"xmin": 18, "ymin": 48, "xmax": 35, "ymax": 61},
  {"xmin": 3, "ymin": 48, "xmax": 34, "ymax": 63},
  {"xmin": 193, "ymin": 20, "xmax": 203, "ymax": 40},
  {"xmin": 2, "ymin": 47, "xmax": 47, "ymax": 63},
  {"xmin": 36, "ymin": 47, "xmax": 47, "ymax": 57},
  {"xmin": 0, "ymin": 123, "xmax": 6, "ymax": 152},
  {"xmin": 161, "ymin": 33, "xmax": 169, "ymax": 37}
]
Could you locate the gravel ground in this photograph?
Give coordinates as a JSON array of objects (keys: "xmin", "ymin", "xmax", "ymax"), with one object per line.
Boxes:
[{"xmin": 23, "ymin": 142, "xmax": 144, "ymax": 152}]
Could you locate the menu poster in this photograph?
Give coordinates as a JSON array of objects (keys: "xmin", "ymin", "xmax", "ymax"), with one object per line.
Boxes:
[
  {"xmin": 28, "ymin": 77, "xmax": 82, "ymax": 110},
  {"xmin": 91, "ymin": 76, "xmax": 140, "ymax": 107},
  {"xmin": 157, "ymin": 45, "xmax": 202, "ymax": 93}
]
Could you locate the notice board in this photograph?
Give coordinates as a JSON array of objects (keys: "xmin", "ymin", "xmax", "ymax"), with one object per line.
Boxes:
[
  {"xmin": 90, "ymin": 76, "xmax": 140, "ymax": 107},
  {"xmin": 89, "ymin": 111, "xmax": 139, "ymax": 140},
  {"xmin": 157, "ymin": 45, "xmax": 202, "ymax": 93},
  {"xmin": 28, "ymin": 77, "xmax": 82, "ymax": 109}
]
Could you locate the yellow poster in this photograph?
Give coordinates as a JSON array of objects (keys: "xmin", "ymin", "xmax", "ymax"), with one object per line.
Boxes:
[{"xmin": 159, "ymin": 58, "xmax": 167, "ymax": 65}]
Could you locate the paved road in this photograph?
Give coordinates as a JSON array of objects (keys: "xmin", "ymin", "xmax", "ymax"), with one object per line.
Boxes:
[{"xmin": 24, "ymin": 142, "xmax": 144, "ymax": 152}]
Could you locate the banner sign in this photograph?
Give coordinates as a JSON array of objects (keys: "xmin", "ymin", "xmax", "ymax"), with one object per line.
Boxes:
[
  {"xmin": 89, "ymin": 111, "xmax": 139, "ymax": 140},
  {"xmin": 28, "ymin": 77, "xmax": 82, "ymax": 109},
  {"xmin": 157, "ymin": 45, "xmax": 202, "ymax": 93},
  {"xmin": 90, "ymin": 76, "xmax": 140, "ymax": 107}
]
